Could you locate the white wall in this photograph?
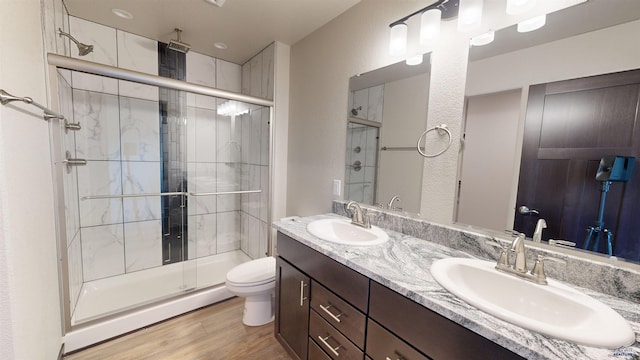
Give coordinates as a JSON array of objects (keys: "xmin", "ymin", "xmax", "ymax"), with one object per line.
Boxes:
[
  {"xmin": 0, "ymin": 0, "xmax": 64, "ymax": 358},
  {"xmin": 287, "ymin": 1, "xmax": 445, "ymax": 217},
  {"xmin": 466, "ymin": 19, "xmax": 640, "ymax": 97},
  {"xmin": 377, "ymin": 73, "xmax": 429, "ymax": 214}
]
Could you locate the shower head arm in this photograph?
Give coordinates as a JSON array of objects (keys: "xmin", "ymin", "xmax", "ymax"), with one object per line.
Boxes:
[
  {"xmin": 58, "ymin": 28, "xmax": 82, "ymax": 46},
  {"xmin": 58, "ymin": 28, "xmax": 94, "ymax": 56}
]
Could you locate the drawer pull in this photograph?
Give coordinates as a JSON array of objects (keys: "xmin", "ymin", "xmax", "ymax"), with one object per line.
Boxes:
[
  {"xmin": 319, "ymin": 304, "xmax": 343, "ymax": 323},
  {"xmin": 318, "ymin": 335, "xmax": 342, "ymax": 357},
  {"xmin": 299, "ymin": 281, "xmax": 308, "ymax": 307}
]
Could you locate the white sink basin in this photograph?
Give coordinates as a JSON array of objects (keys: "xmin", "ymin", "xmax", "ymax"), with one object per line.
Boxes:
[
  {"xmin": 306, "ymin": 218, "xmax": 389, "ymax": 246},
  {"xmin": 430, "ymin": 258, "xmax": 636, "ymax": 349}
]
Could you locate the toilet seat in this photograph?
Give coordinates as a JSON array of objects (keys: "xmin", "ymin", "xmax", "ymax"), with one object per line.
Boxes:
[{"xmin": 226, "ymin": 256, "xmax": 275, "ymax": 287}]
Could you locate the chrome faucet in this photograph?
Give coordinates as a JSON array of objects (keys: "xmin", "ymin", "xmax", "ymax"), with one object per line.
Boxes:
[
  {"xmin": 533, "ymin": 219, "xmax": 547, "ymax": 243},
  {"xmin": 493, "ymin": 233, "xmax": 566, "ymax": 285},
  {"xmin": 387, "ymin": 195, "xmax": 402, "ymax": 211},
  {"xmin": 345, "ymin": 201, "xmax": 371, "ymax": 229},
  {"xmin": 510, "ymin": 234, "xmax": 527, "ymax": 273}
]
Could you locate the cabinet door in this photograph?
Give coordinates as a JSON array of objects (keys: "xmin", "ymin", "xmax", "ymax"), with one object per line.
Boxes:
[{"xmin": 276, "ymin": 257, "xmax": 310, "ymax": 360}]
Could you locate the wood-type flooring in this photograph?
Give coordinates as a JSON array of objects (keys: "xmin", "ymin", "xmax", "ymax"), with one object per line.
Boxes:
[{"xmin": 64, "ymin": 297, "xmax": 292, "ymax": 360}]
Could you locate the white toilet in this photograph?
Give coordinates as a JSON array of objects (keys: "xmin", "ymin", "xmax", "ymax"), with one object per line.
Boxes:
[{"xmin": 225, "ymin": 256, "xmax": 276, "ymax": 326}]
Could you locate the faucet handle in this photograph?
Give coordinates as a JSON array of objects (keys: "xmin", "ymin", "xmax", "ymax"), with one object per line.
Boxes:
[
  {"xmin": 485, "ymin": 240, "xmax": 510, "ymax": 268},
  {"xmin": 530, "ymin": 255, "xmax": 567, "ymax": 284}
]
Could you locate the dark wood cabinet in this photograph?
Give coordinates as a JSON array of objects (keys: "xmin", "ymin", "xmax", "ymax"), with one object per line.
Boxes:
[
  {"xmin": 369, "ymin": 281, "xmax": 524, "ymax": 360},
  {"xmin": 276, "ymin": 231, "xmax": 525, "ymax": 360},
  {"xmin": 275, "ymin": 257, "xmax": 310, "ymax": 360}
]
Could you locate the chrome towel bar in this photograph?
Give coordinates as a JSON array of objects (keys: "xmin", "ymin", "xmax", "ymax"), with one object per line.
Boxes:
[{"xmin": 1, "ymin": 89, "xmax": 81, "ymax": 130}]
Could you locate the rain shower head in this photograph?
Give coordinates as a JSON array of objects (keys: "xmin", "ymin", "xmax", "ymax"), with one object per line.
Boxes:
[
  {"xmin": 168, "ymin": 28, "xmax": 190, "ymax": 53},
  {"xmin": 58, "ymin": 28, "xmax": 94, "ymax": 56}
]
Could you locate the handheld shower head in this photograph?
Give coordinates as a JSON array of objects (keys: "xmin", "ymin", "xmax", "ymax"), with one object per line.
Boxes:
[
  {"xmin": 168, "ymin": 28, "xmax": 190, "ymax": 53},
  {"xmin": 58, "ymin": 28, "xmax": 94, "ymax": 56}
]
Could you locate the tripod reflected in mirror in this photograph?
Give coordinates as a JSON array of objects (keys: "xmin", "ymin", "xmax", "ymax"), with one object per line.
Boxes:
[{"xmin": 585, "ymin": 156, "xmax": 636, "ymax": 255}]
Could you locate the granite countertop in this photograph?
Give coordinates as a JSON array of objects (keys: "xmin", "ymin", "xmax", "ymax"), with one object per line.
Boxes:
[{"xmin": 273, "ymin": 213, "xmax": 640, "ymax": 360}]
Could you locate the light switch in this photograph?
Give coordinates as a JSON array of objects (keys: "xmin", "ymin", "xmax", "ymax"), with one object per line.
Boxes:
[{"xmin": 333, "ymin": 180, "xmax": 341, "ymax": 196}]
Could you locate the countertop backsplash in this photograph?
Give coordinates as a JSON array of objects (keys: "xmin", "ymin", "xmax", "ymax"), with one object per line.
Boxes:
[{"xmin": 332, "ymin": 200, "xmax": 640, "ymax": 304}]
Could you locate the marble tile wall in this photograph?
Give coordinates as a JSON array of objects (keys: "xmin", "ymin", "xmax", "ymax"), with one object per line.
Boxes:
[
  {"xmin": 345, "ymin": 85, "xmax": 384, "ymax": 205},
  {"xmin": 344, "ymin": 123, "xmax": 378, "ymax": 205},
  {"xmin": 61, "ymin": 16, "xmax": 272, "ymax": 286},
  {"xmin": 240, "ymin": 43, "xmax": 274, "ymax": 259},
  {"xmin": 351, "ymin": 85, "xmax": 384, "ymax": 123},
  {"xmin": 67, "ymin": 16, "xmax": 163, "ymax": 281},
  {"xmin": 185, "ymin": 51, "xmax": 245, "ymax": 260}
]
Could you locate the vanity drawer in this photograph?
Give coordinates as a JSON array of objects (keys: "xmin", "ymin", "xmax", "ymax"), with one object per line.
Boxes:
[
  {"xmin": 366, "ymin": 319, "xmax": 429, "ymax": 360},
  {"xmin": 309, "ymin": 337, "xmax": 332, "ymax": 360},
  {"xmin": 369, "ymin": 281, "xmax": 524, "ymax": 360},
  {"xmin": 311, "ymin": 280, "xmax": 366, "ymax": 349},
  {"xmin": 309, "ymin": 310, "xmax": 363, "ymax": 360},
  {"xmin": 277, "ymin": 232, "xmax": 369, "ymax": 312}
]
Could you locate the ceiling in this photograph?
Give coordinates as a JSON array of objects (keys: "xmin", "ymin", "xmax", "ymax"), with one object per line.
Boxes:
[{"xmin": 63, "ymin": 0, "xmax": 361, "ymax": 65}]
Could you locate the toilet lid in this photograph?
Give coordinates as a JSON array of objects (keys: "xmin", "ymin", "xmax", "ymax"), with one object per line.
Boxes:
[{"xmin": 226, "ymin": 257, "xmax": 276, "ymax": 286}]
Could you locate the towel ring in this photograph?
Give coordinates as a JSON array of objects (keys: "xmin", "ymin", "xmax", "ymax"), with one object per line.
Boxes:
[{"xmin": 416, "ymin": 124, "xmax": 452, "ymax": 158}]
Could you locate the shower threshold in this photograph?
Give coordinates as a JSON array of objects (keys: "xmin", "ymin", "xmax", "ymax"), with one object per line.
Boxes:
[{"xmin": 71, "ymin": 250, "xmax": 251, "ymax": 325}]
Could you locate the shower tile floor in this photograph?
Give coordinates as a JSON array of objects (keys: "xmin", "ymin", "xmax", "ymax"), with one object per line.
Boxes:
[
  {"xmin": 72, "ymin": 250, "xmax": 251, "ymax": 325},
  {"xmin": 64, "ymin": 296, "xmax": 292, "ymax": 360}
]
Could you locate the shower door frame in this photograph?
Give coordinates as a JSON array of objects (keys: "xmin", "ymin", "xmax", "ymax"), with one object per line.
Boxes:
[{"xmin": 47, "ymin": 53, "xmax": 275, "ymax": 335}]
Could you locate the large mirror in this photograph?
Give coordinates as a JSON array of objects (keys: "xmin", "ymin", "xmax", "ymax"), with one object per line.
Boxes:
[
  {"xmin": 345, "ymin": 0, "xmax": 640, "ymax": 262},
  {"xmin": 344, "ymin": 58, "xmax": 431, "ymax": 214},
  {"xmin": 456, "ymin": 0, "xmax": 640, "ymax": 262}
]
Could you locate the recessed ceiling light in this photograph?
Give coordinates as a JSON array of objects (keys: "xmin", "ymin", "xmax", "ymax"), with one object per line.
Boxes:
[
  {"xmin": 112, "ymin": 8, "xmax": 134, "ymax": 20},
  {"xmin": 203, "ymin": 0, "xmax": 227, "ymax": 7},
  {"xmin": 214, "ymin": 42, "xmax": 228, "ymax": 50}
]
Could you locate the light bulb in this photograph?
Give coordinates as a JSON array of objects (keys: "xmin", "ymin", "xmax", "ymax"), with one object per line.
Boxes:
[
  {"xmin": 470, "ymin": 30, "xmax": 494, "ymax": 46},
  {"xmin": 517, "ymin": 14, "xmax": 546, "ymax": 32},
  {"xmin": 506, "ymin": 0, "xmax": 536, "ymax": 15},
  {"xmin": 420, "ymin": 9, "xmax": 441, "ymax": 45},
  {"xmin": 458, "ymin": 0, "xmax": 483, "ymax": 32},
  {"xmin": 406, "ymin": 54, "xmax": 423, "ymax": 66},
  {"xmin": 389, "ymin": 23, "xmax": 408, "ymax": 56}
]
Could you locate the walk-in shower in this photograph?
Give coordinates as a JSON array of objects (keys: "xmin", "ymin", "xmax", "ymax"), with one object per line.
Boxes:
[{"xmin": 48, "ymin": 54, "xmax": 273, "ymax": 350}]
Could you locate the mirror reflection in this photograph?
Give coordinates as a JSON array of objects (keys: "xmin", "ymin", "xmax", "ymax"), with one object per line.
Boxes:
[
  {"xmin": 344, "ymin": 57, "xmax": 431, "ymax": 214},
  {"xmin": 456, "ymin": 0, "xmax": 640, "ymax": 262}
]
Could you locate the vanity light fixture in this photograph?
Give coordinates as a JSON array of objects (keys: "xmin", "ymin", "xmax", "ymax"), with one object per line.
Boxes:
[
  {"xmin": 517, "ymin": 14, "xmax": 546, "ymax": 32},
  {"xmin": 458, "ymin": 0, "xmax": 483, "ymax": 32},
  {"xmin": 389, "ymin": 23, "xmax": 408, "ymax": 56},
  {"xmin": 470, "ymin": 30, "xmax": 494, "ymax": 46},
  {"xmin": 388, "ymin": 0, "xmax": 459, "ymax": 57},
  {"xmin": 420, "ymin": 8, "xmax": 442, "ymax": 45},
  {"xmin": 506, "ymin": 0, "xmax": 536, "ymax": 15}
]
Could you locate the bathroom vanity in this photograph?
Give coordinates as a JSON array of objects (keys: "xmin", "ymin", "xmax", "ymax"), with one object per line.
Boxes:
[{"xmin": 273, "ymin": 214, "xmax": 640, "ymax": 360}]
